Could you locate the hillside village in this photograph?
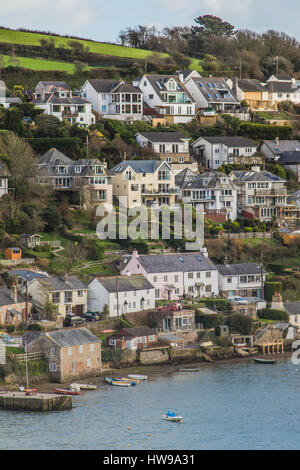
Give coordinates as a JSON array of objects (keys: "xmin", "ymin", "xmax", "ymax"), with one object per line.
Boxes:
[{"xmin": 3, "ymin": 24, "xmax": 300, "ymax": 384}]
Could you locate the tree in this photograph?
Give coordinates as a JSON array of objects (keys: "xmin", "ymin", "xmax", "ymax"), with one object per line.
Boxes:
[
  {"xmin": 201, "ymin": 54, "xmax": 224, "ymax": 75},
  {"xmin": 34, "ymin": 114, "xmax": 68, "ymax": 138},
  {"xmin": 193, "ymin": 15, "xmax": 236, "ymax": 38},
  {"xmin": 41, "ymin": 206, "xmax": 62, "ymax": 232},
  {"xmin": 0, "ymin": 133, "xmax": 35, "ymax": 189},
  {"xmin": 3, "ymin": 108, "xmax": 24, "ymax": 135},
  {"xmin": 226, "ymin": 314, "xmax": 252, "ymax": 335},
  {"xmin": 221, "ymin": 114, "xmax": 241, "ymax": 134}
]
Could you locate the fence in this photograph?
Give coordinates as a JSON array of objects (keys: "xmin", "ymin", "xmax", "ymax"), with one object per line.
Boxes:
[
  {"xmin": 218, "ymin": 232, "xmax": 272, "ymax": 240},
  {"xmin": 40, "ymin": 241, "xmax": 61, "ymax": 248},
  {"xmin": 0, "ymin": 258, "xmax": 35, "ymax": 266},
  {"xmin": 15, "ymin": 352, "xmax": 44, "ymax": 362}
]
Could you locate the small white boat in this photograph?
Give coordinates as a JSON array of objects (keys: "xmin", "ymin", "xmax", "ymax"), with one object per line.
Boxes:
[
  {"xmin": 128, "ymin": 374, "xmax": 148, "ymax": 380},
  {"xmin": 179, "ymin": 368, "xmax": 200, "ymax": 372},
  {"xmin": 71, "ymin": 383, "xmax": 97, "ymax": 390},
  {"xmin": 162, "ymin": 412, "xmax": 183, "ymax": 423}
]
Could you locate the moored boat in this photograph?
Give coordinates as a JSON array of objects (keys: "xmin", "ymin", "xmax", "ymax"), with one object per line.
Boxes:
[
  {"xmin": 104, "ymin": 377, "xmax": 133, "ymax": 387},
  {"xmin": 128, "ymin": 374, "xmax": 148, "ymax": 380},
  {"xmin": 53, "ymin": 388, "xmax": 81, "ymax": 395},
  {"xmin": 162, "ymin": 411, "xmax": 183, "ymax": 423},
  {"xmin": 120, "ymin": 377, "xmax": 140, "ymax": 384},
  {"xmin": 254, "ymin": 358, "xmax": 276, "ymax": 364},
  {"xmin": 71, "ymin": 383, "xmax": 97, "ymax": 390},
  {"xmin": 179, "ymin": 368, "xmax": 200, "ymax": 372}
]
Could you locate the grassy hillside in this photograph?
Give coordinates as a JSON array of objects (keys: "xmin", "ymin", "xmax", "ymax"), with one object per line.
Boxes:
[
  {"xmin": 0, "ymin": 28, "xmax": 202, "ymax": 73},
  {"xmin": 2, "ymin": 54, "xmax": 99, "ymax": 73}
]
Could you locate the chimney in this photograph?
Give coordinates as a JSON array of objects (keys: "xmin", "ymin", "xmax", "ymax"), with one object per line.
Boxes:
[
  {"xmin": 132, "ymin": 249, "xmax": 138, "ymax": 258},
  {"xmin": 275, "ymin": 137, "xmax": 279, "ymax": 146},
  {"xmin": 271, "ymin": 292, "xmax": 283, "ymax": 311},
  {"xmin": 178, "ymin": 73, "xmax": 184, "ymax": 84},
  {"xmin": 224, "ymin": 257, "xmax": 230, "ymax": 266},
  {"xmin": 10, "ymin": 283, "xmax": 17, "ymax": 303},
  {"xmin": 201, "ymin": 247, "xmax": 208, "ymax": 258}
]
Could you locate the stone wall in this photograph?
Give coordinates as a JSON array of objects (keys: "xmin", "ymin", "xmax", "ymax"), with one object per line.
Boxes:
[{"xmin": 138, "ymin": 347, "xmax": 169, "ymax": 364}]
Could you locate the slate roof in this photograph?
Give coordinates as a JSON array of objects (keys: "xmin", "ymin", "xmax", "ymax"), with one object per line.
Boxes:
[
  {"xmin": 270, "ymin": 74, "xmax": 292, "ymax": 81},
  {"xmin": 283, "ymin": 302, "xmax": 300, "ymax": 316},
  {"xmin": 36, "ymin": 148, "xmax": 74, "ymax": 166},
  {"xmin": 110, "ymin": 160, "xmax": 167, "ymax": 175},
  {"xmin": 137, "ymin": 132, "xmax": 190, "ymax": 143},
  {"xmin": 87, "ymin": 79, "xmax": 141, "ymax": 94},
  {"xmin": 37, "ymin": 275, "xmax": 88, "ymax": 292},
  {"xmin": 193, "ymin": 136, "xmax": 257, "ymax": 147},
  {"xmin": 189, "ymin": 77, "xmax": 239, "ymax": 104},
  {"xmin": 144, "ymin": 74, "xmax": 194, "ymax": 103},
  {"xmin": 96, "ymin": 275, "xmax": 154, "ymax": 293},
  {"xmin": 230, "ymin": 169, "xmax": 285, "ymax": 182},
  {"xmin": 45, "ymin": 328, "xmax": 100, "ymax": 347},
  {"xmin": 216, "ymin": 263, "xmax": 267, "ymax": 276},
  {"xmin": 277, "ymin": 150, "xmax": 300, "ymax": 164},
  {"xmin": 261, "ymin": 140, "xmax": 300, "ymax": 156},
  {"xmin": 111, "ymin": 326, "xmax": 156, "ymax": 338},
  {"xmin": 134, "ymin": 252, "xmax": 216, "ymax": 274},
  {"xmin": 0, "ymin": 287, "xmax": 24, "ymax": 307},
  {"xmin": 44, "ymin": 95, "xmax": 89, "ymax": 105},
  {"xmin": 264, "ymin": 81, "xmax": 300, "ymax": 93},
  {"xmin": 238, "ymin": 79, "xmax": 266, "ymax": 92},
  {"xmin": 38, "ymin": 81, "xmax": 70, "ymax": 89},
  {"xmin": 7, "ymin": 269, "xmax": 49, "ymax": 283},
  {"xmin": 175, "ymin": 169, "xmax": 200, "ymax": 187}
]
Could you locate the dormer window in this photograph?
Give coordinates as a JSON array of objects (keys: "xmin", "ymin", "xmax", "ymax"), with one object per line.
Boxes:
[
  {"xmin": 75, "ymin": 166, "xmax": 81, "ymax": 174},
  {"xmin": 168, "ymin": 80, "xmax": 176, "ymax": 91},
  {"xmin": 58, "ymin": 166, "xmax": 68, "ymax": 174}
]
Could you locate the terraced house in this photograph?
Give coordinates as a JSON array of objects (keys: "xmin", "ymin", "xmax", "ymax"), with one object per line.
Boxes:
[
  {"xmin": 81, "ymin": 79, "xmax": 143, "ymax": 121},
  {"xmin": 135, "ymin": 131, "xmax": 197, "ymax": 174},
  {"xmin": 216, "ymin": 263, "xmax": 267, "ymax": 299},
  {"xmin": 134, "ymin": 74, "xmax": 196, "ymax": 124},
  {"xmin": 34, "ymin": 148, "xmax": 112, "ymax": 207},
  {"xmin": 121, "ymin": 250, "xmax": 219, "ymax": 300},
  {"xmin": 110, "ymin": 160, "xmax": 178, "ymax": 207},
  {"xmin": 33, "ymin": 81, "xmax": 95, "ymax": 126}
]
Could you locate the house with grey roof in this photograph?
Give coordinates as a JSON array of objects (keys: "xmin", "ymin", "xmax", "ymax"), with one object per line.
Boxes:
[
  {"xmin": 135, "ymin": 131, "xmax": 197, "ymax": 173},
  {"xmin": 229, "ymin": 166, "xmax": 288, "ymax": 221},
  {"xmin": 191, "ymin": 136, "xmax": 258, "ymax": 169},
  {"xmin": 216, "ymin": 262, "xmax": 268, "ymax": 299},
  {"xmin": 27, "ymin": 327, "xmax": 101, "ymax": 382},
  {"xmin": 81, "ymin": 79, "xmax": 143, "ymax": 121},
  {"xmin": 228, "ymin": 77, "xmax": 276, "ymax": 111},
  {"xmin": 88, "ymin": 275, "xmax": 155, "ymax": 317},
  {"xmin": 176, "ymin": 169, "xmax": 238, "ymax": 220},
  {"xmin": 133, "ymin": 74, "xmax": 196, "ymax": 124},
  {"xmin": 106, "ymin": 326, "xmax": 157, "ymax": 350},
  {"xmin": 277, "ymin": 150, "xmax": 300, "ymax": 182},
  {"xmin": 34, "ymin": 148, "xmax": 112, "ymax": 206},
  {"xmin": 33, "ymin": 81, "xmax": 95, "ymax": 126},
  {"xmin": 109, "ymin": 159, "xmax": 178, "ymax": 208},
  {"xmin": 264, "ymin": 77, "xmax": 300, "ymax": 105},
  {"xmin": 26, "ymin": 275, "xmax": 89, "ymax": 318},
  {"xmin": 183, "ymin": 76, "xmax": 239, "ymax": 116},
  {"xmin": 260, "ymin": 139, "xmax": 300, "ymax": 162},
  {"xmin": 121, "ymin": 249, "xmax": 219, "ymax": 300}
]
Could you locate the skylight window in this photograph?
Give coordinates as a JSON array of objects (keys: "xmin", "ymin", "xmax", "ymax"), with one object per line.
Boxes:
[
  {"xmin": 215, "ymin": 93, "xmax": 220, "ymax": 98},
  {"xmin": 200, "ymin": 83, "xmax": 205, "ymax": 88},
  {"xmin": 156, "ymin": 81, "xmax": 163, "ymax": 90},
  {"xmin": 178, "ymin": 256, "xmax": 185, "ymax": 263},
  {"xmin": 196, "ymin": 256, "xmax": 202, "ymax": 262},
  {"xmin": 207, "ymin": 93, "xmax": 212, "ymax": 98},
  {"xmin": 207, "ymin": 83, "xmax": 213, "ymax": 88}
]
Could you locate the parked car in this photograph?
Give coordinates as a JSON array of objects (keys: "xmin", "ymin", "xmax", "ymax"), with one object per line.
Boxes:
[
  {"xmin": 80, "ymin": 312, "xmax": 100, "ymax": 322},
  {"xmin": 63, "ymin": 314, "xmax": 86, "ymax": 327},
  {"xmin": 157, "ymin": 302, "xmax": 182, "ymax": 311}
]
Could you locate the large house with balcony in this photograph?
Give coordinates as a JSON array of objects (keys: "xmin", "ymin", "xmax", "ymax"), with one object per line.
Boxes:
[
  {"xmin": 229, "ymin": 167, "xmax": 288, "ymax": 221},
  {"xmin": 25, "ymin": 275, "xmax": 88, "ymax": 318},
  {"xmin": 133, "ymin": 74, "xmax": 196, "ymax": 124},
  {"xmin": 216, "ymin": 263, "xmax": 267, "ymax": 299},
  {"xmin": 183, "ymin": 76, "xmax": 239, "ymax": 117},
  {"xmin": 176, "ymin": 169, "xmax": 238, "ymax": 221},
  {"xmin": 121, "ymin": 249, "xmax": 219, "ymax": 300},
  {"xmin": 135, "ymin": 132, "xmax": 197, "ymax": 174},
  {"xmin": 192, "ymin": 136, "xmax": 258, "ymax": 169},
  {"xmin": 80, "ymin": 79, "xmax": 143, "ymax": 121},
  {"xmin": 110, "ymin": 160, "xmax": 178, "ymax": 207},
  {"xmin": 33, "ymin": 81, "xmax": 95, "ymax": 126},
  {"xmin": 34, "ymin": 148, "xmax": 112, "ymax": 207},
  {"xmin": 0, "ymin": 163, "xmax": 9, "ymax": 199}
]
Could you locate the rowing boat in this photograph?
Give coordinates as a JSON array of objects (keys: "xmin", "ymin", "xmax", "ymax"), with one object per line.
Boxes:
[
  {"xmin": 71, "ymin": 383, "xmax": 97, "ymax": 390},
  {"xmin": 53, "ymin": 388, "xmax": 81, "ymax": 395},
  {"xmin": 128, "ymin": 374, "xmax": 148, "ymax": 380},
  {"xmin": 254, "ymin": 358, "xmax": 276, "ymax": 364},
  {"xmin": 104, "ymin": 377, "xmax": 134, "ymax": 387},
  {"xmin": 118, "ymin": 378, "xmax": 140, "ymax": 384},
  {"xmin": 179, "ymin": 368, "xmax": 200, "ymax": 372}
]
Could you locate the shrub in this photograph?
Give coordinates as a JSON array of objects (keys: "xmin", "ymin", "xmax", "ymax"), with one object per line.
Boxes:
[
  {"xmin": 258, "ymin": 308, "xmax": 289, "ymax": 321},
  {"xmin": 27, "ymin": 323, "xmax": 42, "ymax": 331},
  {"xmin": 264, "ymin": 281, "xmax": 283, "ymax": 300},
  {"xmin": 5, "ymin": 325, "xmax": 15, "ymax": 333},
  {"xmin": 195, "ymin": 312, "xmax": 225, "ymax": 329},
  {"xmin": 226, "ymin": 314, "xmax": 252, "ymax": 335}
]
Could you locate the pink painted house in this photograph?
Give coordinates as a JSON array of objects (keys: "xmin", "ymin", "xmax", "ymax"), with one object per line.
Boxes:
[{"xmin": 121, "ymin": 250, "xmax": 219, "ymax": 300}]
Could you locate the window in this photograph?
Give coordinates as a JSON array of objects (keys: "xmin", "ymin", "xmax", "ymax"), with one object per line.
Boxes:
[
  {"xmin": 79, "ymin": 345, "xmax": 83, "ymax": 354},
  {"xmin": 159, "ymin": 145, "xmax": 166, "ymax": 153},
  {"xmin": 149, "ymin": 94, "xmax": 154, "ymax": 99},
  {"xmin": 178, "ymin": 157, "xmax": 184, "ymax": 163},
  {"xmin": 205, "ymin": 285, "xmax": 212, "ymax": 293},
  {"xmin": 102, "ymin": 105, "xmax": 107, "ymax": 111},
  {"xmin": 52, "ymin": 292, "xmax": 60, "ymax": 304},
  {"xmin": 206, "ymin": 272, "xmax": 211, "ymax": 278},
  {"xmin": 87, "ymin": 359, "xmax": 91, "ymax": 367},
  {"xmin": 227, "ymin": 277, "xmax": 232, "ymax": 283},
  {"xmin": 64, "ymin": 291, "xmax": 73, "ymax": 303},
  {"xmin": 164, "ymin": 275, "xmax": 168, "ymax": 282},
  {"xmin": 175, "ymin": 275, "xmax": 179, "ymax": 283},
  {"xmin": 49, "ymin": 363, "xmax": 57, "ymax": 372},
  {"xmin": 68, "ymin": 347, "xmax": 72, "ymax": 356},
  {"xmin": 90, "ymin": 344, "xmax": 94, "ymax": 352},
  {"xmin": 77, "ymin": 290, "xmax": 83, "ymax": 297},
  {"xmin": 50, "ymin": 348, "xmax": 55, "ymax": 356},
  {"xmin": 155, "ymin": 289, "xmax": 160, "ymax": 298},
  {"xmin": 175, "ymin": 288, "xmax": 180, "ymax": 294},
  {"xmin": 188, "ymin": 273, "xmax": 194, "ymax": 279}
]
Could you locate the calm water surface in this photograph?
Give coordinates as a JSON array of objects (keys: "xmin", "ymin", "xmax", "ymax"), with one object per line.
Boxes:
[{"xmin": 1, "ymin": 358, "xmax": 300, "ymax": 450}]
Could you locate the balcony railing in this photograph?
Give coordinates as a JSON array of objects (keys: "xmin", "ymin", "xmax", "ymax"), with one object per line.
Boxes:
[{"xmin": 141, "ymin": 188, "xmax": 179, "ymax": 195}]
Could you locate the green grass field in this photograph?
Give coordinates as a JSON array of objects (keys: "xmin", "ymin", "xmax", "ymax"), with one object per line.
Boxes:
[
  {"xmin": 2, "ymin": 54, "xmax": 98, "ymax": 73},
  {"xmin": 0, "ymin": 28, "xmax": 202, "ymax": 72}
]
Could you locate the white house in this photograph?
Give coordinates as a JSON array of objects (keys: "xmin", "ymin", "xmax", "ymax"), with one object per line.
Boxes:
[
  {"xmin": 88, "ymin": 275, "xmax": 155, "ymax": 317},
  {"xmin": 81, "ymin": 79, "xmax": 143, "ymax": 121},
  {"xmin": 121, "ymin": 250, "xmax": 219, "ymax": 300},
  {"xmin": 33, "ymin": 81, "xmax": 95, "ymax": 126},
  {"xmin": 183, "ymin": 76, "xmax": 240, "ymax": 115},
  {"xmin": 192, "ymin": 136, "xmax": 258, "ymax": 169},
  {"xmin": 133, "ymin": 74, "xmax": 196, "ymax": 124},
  {"xmin": 216, "ymin": 263, "xmax": 268, "ymax": 299},
  {"xmin": 0, "ymin": 163, "xmax": 9, "ymax": 199},
  {"xmin": 176, "ymin": 169, "xmax": 238, "ymax": 221},
  {"xmin": 264, "ymin": 78, "xmax": 300, "ymax": 105}
]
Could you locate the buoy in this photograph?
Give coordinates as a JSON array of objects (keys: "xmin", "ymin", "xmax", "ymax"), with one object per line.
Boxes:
[
  {"xmin": 128, "ymin": 426, "xmax": 131, "ymax": 430},
  {"xmin": 147, "ymin": 433, "xmax": 151, "ymax": 436},
  {"xmin": 127, "ymin": 444, "xmax": 130, "ymax": 447}
]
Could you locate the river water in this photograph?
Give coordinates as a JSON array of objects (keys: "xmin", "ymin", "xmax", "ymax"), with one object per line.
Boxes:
[{"xmin": 1, "ymin": 358, "xmax": 300, "ymax": 450}]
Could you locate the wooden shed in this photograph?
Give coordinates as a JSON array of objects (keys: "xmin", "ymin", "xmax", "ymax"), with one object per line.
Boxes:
[{"xmin": 4, "ymin": 247, "xmax": 22, "ymax": 260}]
